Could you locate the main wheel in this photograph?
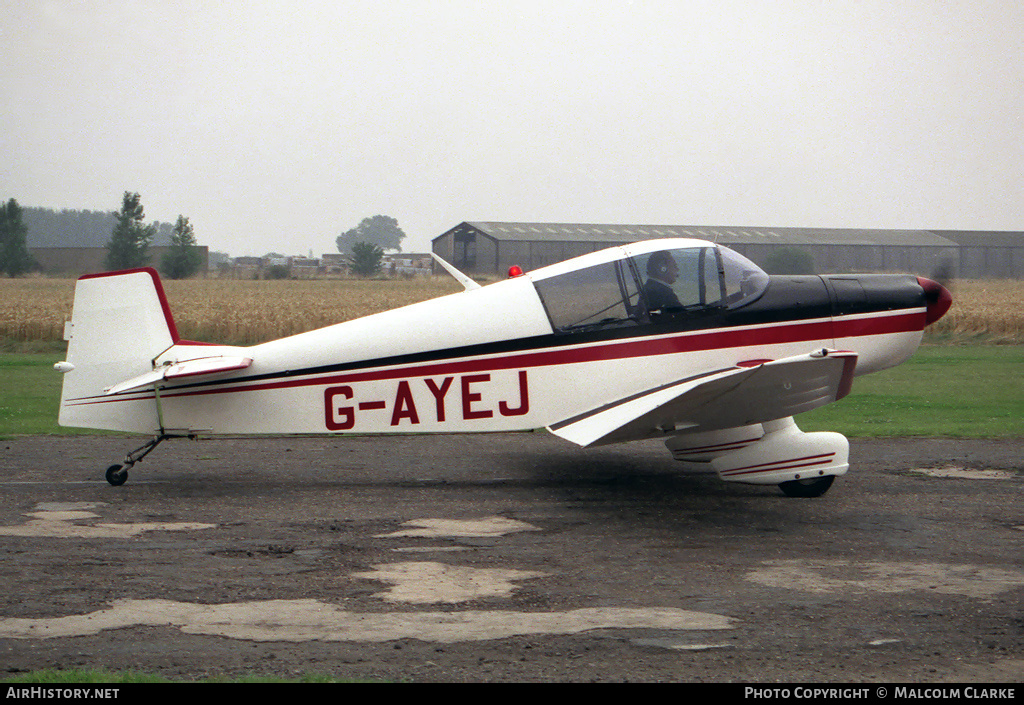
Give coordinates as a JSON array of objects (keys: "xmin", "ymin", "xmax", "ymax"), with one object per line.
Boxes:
[
  {"xmin": 779, "ymin": 475, "xmax": 834, "ymax": 498},
  {"xmin": 105, "ymin": 464, "xmax": 128, "ymax": 486}
]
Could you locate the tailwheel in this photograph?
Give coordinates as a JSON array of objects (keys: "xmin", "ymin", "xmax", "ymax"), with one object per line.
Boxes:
[
  {"xmin": 105, "ymin": 464, "xmax": 128, "ymax": 487},
  {"xmin": 103, "ymin": 433, "xmax": 179, "ymax": 487},
  {"xmin": 779, "ymin": 475, "xmax": 834, "ymax": 498}
]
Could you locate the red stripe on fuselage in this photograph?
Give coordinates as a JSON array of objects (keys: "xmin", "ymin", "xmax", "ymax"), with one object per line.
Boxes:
[
  {"xmin": 68, "ymin": 309, "xmax": 925, "ymax": 406},
  {"xmin": 832, "ymin": 309, "xmax": 924, "ymax": 338}
]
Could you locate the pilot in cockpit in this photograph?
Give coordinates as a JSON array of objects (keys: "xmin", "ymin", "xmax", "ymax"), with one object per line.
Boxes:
[{"xmin": 643, "ymin": 250, "xmax": 682, "ymax": 311}]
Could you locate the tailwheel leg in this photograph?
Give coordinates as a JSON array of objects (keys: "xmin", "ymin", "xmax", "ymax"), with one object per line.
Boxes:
[{"xmin": 104, "ymin": 434, "xmax": 176, "ymax": 486}]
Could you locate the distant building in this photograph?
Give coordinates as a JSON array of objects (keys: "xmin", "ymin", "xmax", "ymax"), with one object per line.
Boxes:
[
  {"xmin": 320, "ymin": 253, "xmax": 350, "ymax": 276},
  {"xmin": 931, "ymin": 231, "xmax": 1024, "ymax": 279},
  {"xmin": 432, "ymin": 222, "xmax": 1023, "ymax": 278},
  {"xmin": 382, "ymin": 252, "xmax": 433, "ymax": 276},
  {"xmin": 231, "ymin": 256, "xmax": 264, "ymax": 279},
  {"xmin": 29, "ymin": 246, "xmax": 209, "ymax": 277},
  {"xmin": 289, "ymin": 257, "xmax": 319, "ymax": 279}
]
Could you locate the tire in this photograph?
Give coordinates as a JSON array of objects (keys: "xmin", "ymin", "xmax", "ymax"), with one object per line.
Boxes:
[
  {"xmin": 779, "ymin": 475, "xmax": 834, "ymax": 498},
  {"xmin": 105, "ymin": 464, "xmax": 128, "ymax": 486}
]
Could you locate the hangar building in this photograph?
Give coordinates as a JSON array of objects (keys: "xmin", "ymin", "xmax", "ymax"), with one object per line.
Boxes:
[{"xmin": 431, "ymin": 222, "xmax": 1022, "ymax": 278}]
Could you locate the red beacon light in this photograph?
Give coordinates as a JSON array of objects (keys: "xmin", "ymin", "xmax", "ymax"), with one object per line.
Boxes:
[{"xmin": 507, "ymin": 265, "xmax": 524, "ymax": 278}]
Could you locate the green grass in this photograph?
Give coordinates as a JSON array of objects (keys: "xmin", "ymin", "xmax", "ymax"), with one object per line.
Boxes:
[
  {"xmin": 1, "ymin": 667, "xmax": 357, "ymax": 683},
  {"xmin": 800, "ymin": 345, "xmax": 1023, "ymax": 437},
  {"xmin": 1, "ymin": 346, "xmax": 1021, "ymax": 439},
  {"xmin": 2, "ymin": 668, "xmax": 170, "ymax": 684},
  {"xmin": 0, "ymin": 353, "xmax": 85, "ymax": 437}
]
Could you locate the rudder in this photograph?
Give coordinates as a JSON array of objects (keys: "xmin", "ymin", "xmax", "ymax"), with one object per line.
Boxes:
[{"xmin": 57, "ymin": 268, "xmax": 178, "ymax": 432}]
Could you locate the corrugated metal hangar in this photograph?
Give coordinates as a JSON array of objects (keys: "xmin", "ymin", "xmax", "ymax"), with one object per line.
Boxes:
[{"xmin": 431, "ymin": 222, "xmax": 1023, "ymax": 278}]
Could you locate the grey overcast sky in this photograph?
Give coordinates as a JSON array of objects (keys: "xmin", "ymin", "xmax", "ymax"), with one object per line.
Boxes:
[{"xmin": 2, "ymin": 0, "xmax": 1021, "ymax": 256}]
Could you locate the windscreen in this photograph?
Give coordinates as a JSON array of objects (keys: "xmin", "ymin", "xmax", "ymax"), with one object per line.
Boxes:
[{"xmin": 719, "ymin": 247, "xmax": 769, "ymax": 309}]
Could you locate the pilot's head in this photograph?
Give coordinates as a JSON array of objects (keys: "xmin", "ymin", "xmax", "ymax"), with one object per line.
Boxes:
[{"xmin": 647, "ymin": 251, "xmax": 679, "ymax": 283}]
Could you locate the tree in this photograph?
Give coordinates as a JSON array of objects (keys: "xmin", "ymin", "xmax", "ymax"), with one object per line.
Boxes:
[
  {"xmin": 350, "ymin": 241, "xmax": 384, "ymax": 277},
  {"xmin": 336, "ymin": 215, "xmax": 405, "ymax": 254},
  {"xmin": 105, "ymin": 192, "xmax": 156, "ymax": 270},
  {"xmin": 21, "ymin": 207, "xmax": 175, "ymax": 248},
  {"xmin": 265, "ymin": 264, "xmax": 290, "ymax": 279},
  {"xmin": 764, "ymin": 247, "xmax": 815, "ymax": 275},
  {"xmin": 160, "ymin": 215, "xmax": 203, "ymax": 279},
  {"xmin": 0, "ymin": 198, "xmax": 37, "ymax": 277}
]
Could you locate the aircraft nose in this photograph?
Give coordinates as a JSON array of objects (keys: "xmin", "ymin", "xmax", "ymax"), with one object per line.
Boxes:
[{"xmin": 917, "ymin": 277, "xmax": 953, "ymax": 326}]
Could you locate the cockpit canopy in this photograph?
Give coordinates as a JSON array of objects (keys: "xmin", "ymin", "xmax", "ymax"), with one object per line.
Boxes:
[{"xmin": 532, "ymin": 243, "xmax": 769, "ymax": 333}]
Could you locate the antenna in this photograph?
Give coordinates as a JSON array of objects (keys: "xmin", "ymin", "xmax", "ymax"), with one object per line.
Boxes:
[{"xmin": 430, "ymin": 253, "xmax": 481, "ymax": 291}]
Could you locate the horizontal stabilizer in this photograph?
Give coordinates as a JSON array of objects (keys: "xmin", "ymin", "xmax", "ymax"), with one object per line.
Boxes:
[
  {"xmin": 104, "ymin": 356, "xmax": 253, "ymax": 395},
  {"xmin": 548, "ymin": 349, "xmax": 857, "ymax": 447}
]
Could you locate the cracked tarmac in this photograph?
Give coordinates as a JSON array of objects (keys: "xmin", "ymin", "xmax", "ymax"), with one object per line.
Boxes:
[{"xmin": 0, "ymin": 433, "xmax": 1021, "ymax": 682}]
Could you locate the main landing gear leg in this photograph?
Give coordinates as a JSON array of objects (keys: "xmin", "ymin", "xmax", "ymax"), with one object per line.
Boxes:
[{"xmin": 105, "ymin": 434, "xmax": 180, "ymax": 486}]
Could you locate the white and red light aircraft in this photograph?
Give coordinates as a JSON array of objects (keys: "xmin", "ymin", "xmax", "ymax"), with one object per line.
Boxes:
[{"xmin": 55, "ymin": 238, "xmax": 951, "ymax": 496}]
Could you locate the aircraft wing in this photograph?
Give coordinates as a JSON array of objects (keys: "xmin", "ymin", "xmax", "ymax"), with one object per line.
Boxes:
[
  {"xmin": 103, "ymin": 356, "xmax": 253, "ymax": 395},
  {"xmin": 547, "ymin": 349, "xmax": 857, "ymax": 447}
]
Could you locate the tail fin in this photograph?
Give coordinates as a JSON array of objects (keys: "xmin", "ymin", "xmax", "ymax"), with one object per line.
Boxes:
[{"xmin": 57, "ymin": 268, "xmax": 178, "ymax": 432}]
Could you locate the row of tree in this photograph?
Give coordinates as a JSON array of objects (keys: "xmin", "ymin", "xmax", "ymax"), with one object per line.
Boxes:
[
  {"xmin": 105, "ymin": 192, "xmax": 202, "ymax": 278},
  {"xmin": 0, "ymin": 199, "xmax": 37, "ymax": 277},
  {"xmin": 21, "ymin": 206, "xmax": 177, "ymax": 248},
  {"xmin": 4, "ymin": 192, "xmax": 410, "ymax": 279},
  {"xmin": 0, "ymin": 192, "xmax": 203, "ymax": 279}
]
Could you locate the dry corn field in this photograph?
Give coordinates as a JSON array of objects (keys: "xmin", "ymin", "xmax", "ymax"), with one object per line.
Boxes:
[
  {"xmin": 926, "ymin": 279, "xmax": 1024, "ymax": 343},
  {"xmin": 1, "ymin": 277, "xmax": 460, "ymax": 347},
  {"xmin": 1, "ymin": 276, "xmax": 1021, "ymax": 347}
]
